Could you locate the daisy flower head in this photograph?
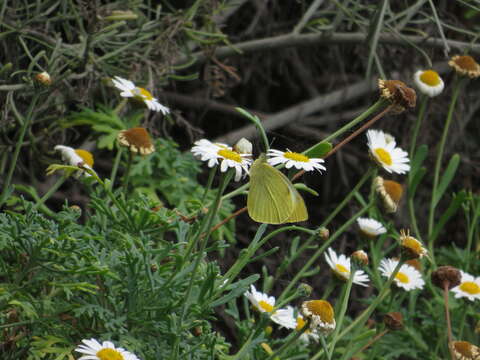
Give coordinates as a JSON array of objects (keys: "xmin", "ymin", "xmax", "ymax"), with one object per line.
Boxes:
[
  {"xmin": 191, "ymin": 139, "xmax": 252, "ymax": 181},
  {"xmin": 399, "ymin": 229, "xmax": 427, "ymax": 259},
  {"xmin": 75, "ymin": 338, "xmax": 140, "ymax": 360},
  {"xmin": 378, "ymin": 79, "xmax": 416, "ymax": 113},
  {"xmin": 374, "ymin": 176, "xmax": 404, "ymax": 213},
  {"xmin": 244, "ymin": 284, "xmax": 276, "ymax": 313},
  {"xmin": 357, "ymin": 217, "xmax": 387, "ymax": 238},
  {"xmin": 112, "ymin": 76, "xmax": 170, "ymax": 114},
  {"xmin": 270, "ymin": 306, "xmax": 297, "ymax": 329},
  {"xmin": 414, "ymin": 70, "xmax": 444, "ymax": 97},
  {"xmin": 451, "ymin": 271, "xmax": 480, "ymax": 302},
  {"xmin": 117, "ymin": 127, "xmax": 155, "ymax": 155},
  {"xmin": 301, "ymin": 300, "xmax": 336, "ymax": 335},
  {"xmin": 379, "ymin": 258, "xmax": 425, "ymax": 291},
  {"xmin": 267, "ymin": 149, "xmax": 326, "ymax": 173},
  {"xmin": 448, "ymin": 55, "xmax": 480, "ymax": 78},
  {"xmin": 366, "ymin": 130, "xmax": 410, "ymax": 174},
  {"xmin": 450, "ymin": 340, "xmax": 480, "ymax": 360},
  {"xmin": 295, "ymin": 313, "xmax": 321, "ymax": 343},
  {"xmin": 54, "ymin": 145, "xmax": 94, "ymax": 176},
  {"xmin": 324, "ymin": 247, "xmax": 370, "ymax": 287}
]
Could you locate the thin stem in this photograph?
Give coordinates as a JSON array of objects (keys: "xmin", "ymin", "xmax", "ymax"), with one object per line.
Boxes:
[
  {"xmin": 109, "ymin": 146, "xmax": 123, "ymax": 190},
  {"xmin": 123, "ymin": 151, "xmax": 134, "ymax": 190},
  {"xmin": 428, "ymin": 77, "xmax": 463, "ymax": 252},
  {"xmin": 443, "ymin": 282, "xmax": 456, "ymax": 360},
  {"xmin": 33, "ymin": 175, "xmax": 67, "ymax": 210},
  {"xmin": 0, "ymin": 93, "xmax": 40, "ymax": 207},
  {"xmin": 293, "ymin": 0, "xmax": 325, "ymax": 34},
  {"xmin": 265, "ymin": 319, "xmax": 311, "ymax": 360},
  {"xmin": 409, "ymin": 95, "xmax": 429, "ymax": 158},
  {"xmin": 352, "ymin": 330, "xmax": 389, "ymax": 358}
]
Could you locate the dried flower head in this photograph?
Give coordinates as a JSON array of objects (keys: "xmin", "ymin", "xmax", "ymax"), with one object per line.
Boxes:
[
  {"xmin": 414, "ymin": 69, "xmax": 444, "ymax": 97},
  {"xmin": 118, "ymin": 127, "xmax": 155, "ymax": 155},
  {"xmin": 384, "ymin": 311, "xmax": 404, "ymax": 331},
  {"xmin": 450, "ymin": 341, "xmax": 480, "ymax": 360},
  {"xmin": 35, "ymin": 71, "xmax": 51, "ymax": 86},
  {"xmin": 431, "ymin": 266, "xmax": 462, "ymax": 290},
  {"xmin": 448, "ymin": 55, "xmax": 480, "ymax": 78},
  {"xmin": 301, "ymin": 300, "xmax": 336, "ymax": 334},
  {"xmin": 399, "ymin": 229, "xmax": 427, "ymax": 259},
  {"xmin": 378, "ymin": 79, "xmax": 417, "ymax": 113},
  {"xmin": 374, "ymin": 176, "xmax": 403, "ymax": 213},
  {"xmin": 405, "ymin": 259, "xmax": 422, "ymax": 271}
]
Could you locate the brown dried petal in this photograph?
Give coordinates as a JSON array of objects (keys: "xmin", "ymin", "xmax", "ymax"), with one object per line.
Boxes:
[
  {"xmin": 431, "ymin": 266, "xmax": 462, "ymax": 290},
  {"xmin": 384, "ymin": 311, "xmax": 403, "ymax": 331}
]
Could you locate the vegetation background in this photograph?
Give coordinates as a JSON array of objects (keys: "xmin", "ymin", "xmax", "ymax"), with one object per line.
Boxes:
[{"xmin": 0, "ymin": 1, "xmax": 479, "ymax": 359}]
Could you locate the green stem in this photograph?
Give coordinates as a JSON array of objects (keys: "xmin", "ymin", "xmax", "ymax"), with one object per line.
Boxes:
[
  {"xmin": 409, "ymin": 95, "xmax": 429, "ymax": 158},
  {"xmin": 109, "ymin": 146, "xmax": 123, "ymax": 190},
  {"xmin": 427, "ymin": 77, "xmax": 463, "ymax": 255},
  {"xmin": 0, "ymin": 93, "xmax": 40, "ymax": 207},
  {"xmin": 265, "ymin": 319, "xmax": 311, "ymax": 360},
  {"xmin": 123, "ymin": 151, "xmax": 134, "ymax": 191},
  {"xmin": 33, "ymin": 175, "xmax": 67, "ymax": 210}
]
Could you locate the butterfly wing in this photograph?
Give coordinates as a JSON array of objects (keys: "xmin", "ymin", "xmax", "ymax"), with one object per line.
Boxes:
[
  {"xmin": 247, "ymin": 158, "xmax": 301, "ymax": 224},
  {"xmin": 286, "ymin": 186, "xmax": 308, "ymax": 223}
]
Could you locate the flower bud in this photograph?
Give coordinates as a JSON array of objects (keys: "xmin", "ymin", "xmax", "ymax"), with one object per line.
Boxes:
[
  {"xmin": 35, "ymin": 71, "xmax": 51, "ymax": 86},
  {"xmin": 233, "ymin": 138, "xmax": 253, "ymax": 155},
  {"xmin": 384, "ymin": 311, "xmax": 403, "ymax": 331},
  {"xmin": 352, "ymin": 250, "xmax": 369, "ymax": 266},
  {"xmin": 318, "ymin": 227, "xmax": 329, "ymax": 241}
]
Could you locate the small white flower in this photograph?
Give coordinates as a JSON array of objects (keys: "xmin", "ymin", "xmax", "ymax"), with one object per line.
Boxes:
[
  {"xmin": 357, "ymin": 217, "xmax": 387, "ymax": 237},
  {"xmin": 271, "ymin": 306, "xmax": 297, "ymax": 329},
  {"xmin": 366, "ymin": 130, "xmax": 410, "ymax": 174},
  {"xmin": 414, "ymin": 70, "xmax": 444, "ymax": 97},
  {"xmin": 451, "ymin": 271, "xmax": 480, "ymax": 302},
  {"xmin": 75, "ymin": 338, "xmax": 140, "ymax": 360},
  {"xmin": 379, "ymin": 258, "xmax": 425, "ymax": 291},
  {"xmin": 244, "ymin": 285, "xmax": 276, "ymax": 313},
  {"xmin": 191, "ymin": 139, "xmax": 252, "ymax": 181},
  {"xmin": 324, "ymin": 247, "xmax": 370, "ymax": 287},
  {"xmin": 54, "ymin": 145, "xmax": 94, "ymax": 177},
  {"xmin": 267, "ymin": 149, "xmax": 326, "ymax": 173},
  {"xmin": 112, "ymin": 76, "xmax": 170, "ymax": 114}
]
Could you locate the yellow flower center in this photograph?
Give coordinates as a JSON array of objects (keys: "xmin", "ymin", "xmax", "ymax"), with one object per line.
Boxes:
[
  {"xmin": 96, "ymin": 348, "xmax": 124, "ymax": 360},
  {"xmin": 335, "ymin": 263, "xmax": 349, "ymax": 274},
  {"xmin": 133, "ymin": 87, "xmax": 153, "ymax": 100},
  {"xmin": 284, "ymin": 152, "xmax": 309, "ymax": 162},
  {"xmin": 402, "ymin": 236, "xmax": 422, "ymax": 253},
  {"xmin": 459, "ymin": 281, "xmax": 480, "ymax": 295},
  {"xmin": 258, "ymin": 300, "xmax": 274, "ymax": 312},
  {"xmin": 217, "ymin": 149, "xmax": 242, "ymax": 163},
  {"xmin": 74, "ymin": 149, "xmax": 94, "ymax": 167},
  {"xmin": 304, "ymin": 300, "xmax": 334, "ymax": 324},
  {"xmin": 395, "ymin": 272, "xmax": 409, "ymax": 284},
  {"xmin": 296, "ymin": 316, "xmax": 306, "ymax": 331},
  {"xmin": 419, "ymin": 70, "xmax": 441, "ymax": 86},
  {"xmin": 374, "ymin": 148, "xmax": 392, "ymax": 166},
  {"xmin": 383, "ymin": 180, "xmax": 403, "ymax": 202}
]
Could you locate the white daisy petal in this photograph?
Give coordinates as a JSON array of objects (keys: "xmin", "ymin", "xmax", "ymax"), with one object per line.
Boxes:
[
  {"xmin": 244, "ymin": 284, "xmax": 276, "ymax": 313},
  {"xmin": 266, "ymin": 149, "xmax": 326, "ymax": 173},
  {"xmin": 75, "ymin": 338, "xmax": 141, "ymax": 360},
  {"xmin": 378, "ymin": 258, "xmax": 425, "ymax": 291},
  {"xmin": 271, "ymin": 306, "xmax": 297, "ymax": 329},
  {"xmin": 357, "ymin": 217, "xmax": 387, "ymax": 237},
  {"xmin": 451, "ymin": 271, "xmax": 480, "ymax": 301},
  {"xmin": 324, "ymin": 247, "xmax": 370, "ymax": 287},
  {"xmin": 366, "ymin": 130, "xmax": 410, "ymax": 174}
]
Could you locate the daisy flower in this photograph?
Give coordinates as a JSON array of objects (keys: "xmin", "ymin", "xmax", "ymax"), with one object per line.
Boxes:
[
  {"xmin": 117, "ymin": 127, "xmax": 155, "ymax": 155},
  {"xmin": 244, "ymin": 284, "xmax": 276, "ymax": 313},
  {"xmin": 267, "ymin": 149, "xmax": 326, "ymax": 172},
  {"xmin": 301, "ymin": 300, "xmax": 336, "ymax": 334},
  {"xmin": 451, "ymin": 271, "xmax": 480, "ymax": 302},
  {"xmin": 54, "ymin": 145, "xmax": 94, "ymax": 176},
  {"xmin": 357, "ymin": 217, "xmax": 387, "ymax": 238},
  {"xmin": 366, "ymin": 129, "xmax": 410, "ymax": 174},
  {"xmin": 414, "ymin": 70, "xmax": 444, "ymax": 97},
  {"xmin": 379, "ymin": 258, "xmax": 425, "ymax": 291},
  {"xmin": 112, "ymin": 76, "xmax": 170, "ymax": 114},
  {"xmin": 399, "ymin": 229, "xmax": 428, "ymax": 259},
  {"xmin": 324, "ymin": 247, "xmax": 370, "ymax": 287},
  {"xmin": 191, "ymin": 139, "xmax": 252, "ymax": 181},
  {"xmin": 451, "ymin": 341, "xmax": 480, "ymax": 360},
  {"xmin": 75, "ymin": 338, "xmax": 140, "ymax": 360},
  {"xmin": 374, "ymin": 176, "xmax": 404, "ymax": 213},
  {"xmin": 448, "ymin": 55, "xmax": 480, "ymax": 78},
  {"xmin": 270, "ymin": 306, "xmax": 297, "ymax": 329}
]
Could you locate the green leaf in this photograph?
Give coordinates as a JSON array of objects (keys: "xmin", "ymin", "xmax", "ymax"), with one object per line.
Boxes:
[
  {"xmin": 434, "ymin": 154, "xmax": 460, "ymax": 207},
  {"xmin": 408, "ymin": 167, "xmax": 426, "ymax": 199},
  {"xmin": 431, "ymin": 190, "xmax": 467, "ymax": 243},
  {"xmin": 294, "ymin": 183, "xmax": 319, "ymax": 196},
  {"xmin": 304, "ymin": 142, "xmax": 332, "ymax": 158},
  {"xmin": 411, "ymin": 144, "xmax": 428, "ymax": 177}
]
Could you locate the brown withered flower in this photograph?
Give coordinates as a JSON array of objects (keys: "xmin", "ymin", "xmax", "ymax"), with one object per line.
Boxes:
[
  {"xmin": 378, "ymin": 79, "xmax": 417, "ymax": 113},
  {"xmin": 399, "ymin": 229, "xmax": 428, "ymax": 260},
  {"xmin": 431, "ymin": 266, "xmax": 462, "ymax": 290},
  {"xmin": 448, "ymin": 55, "xmax": 480, "ymax": 78},
  {"xmin": 301, "ymin": 300, "xmax": 336, "ymax": 334},
  {"xmin": 450, "ymin": 341, "xmax": 480, "ymax": 360},
  {"xmin": 374, "ymin": 176, "xmax": 404, "ymax": 213},
  {"xmin": 117, "ymin": 127, "xmax": 155, "ymax": 155},
  {"xmin": 384, "ymin": 311, "xmax": 404, "ymax": 331}
]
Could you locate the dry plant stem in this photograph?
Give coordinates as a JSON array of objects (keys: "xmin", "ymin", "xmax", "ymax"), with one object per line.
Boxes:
[
  {"xmin": 443, "ymin": 282, "xmax": 456, "ymax": 360},
  {"xmin": 354, "ymin": 329, "xmax": 389, "ymax": 357}
]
